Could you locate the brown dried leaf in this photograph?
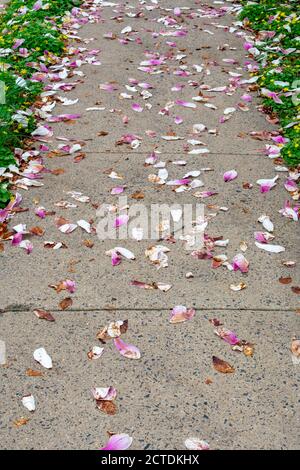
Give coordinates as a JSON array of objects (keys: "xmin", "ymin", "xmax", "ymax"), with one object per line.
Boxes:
[
  {"xmin": 51, "ymin": 168, "xmax": 65, "ymax": 175},
  {"xmin": 205, "ymin": 378, "xmax": 213, "ymax": 385},
  {"xmin": 291, "ymin": 286, "xmax": 300, "ymax": 294},
  {"xmin": 59, "ymin": 297, "xmax": 73, "ymax": 310},
  {"xmin": 83, "ymin": 239, "xmax": 94, "ymax": 248},
  {"xmin": 30, "ymin": 226, "xmax": 45, "ymax": 237},
  {"xmin": 73, "ymin": 153, "xmax": 86, "ymax": 163},
  {"xmin": 279, "ymin": 276, "xmax": 292, "ymax": 285},
  {"xmin": 131, "ymin": 191, "xmax": 144, "ymax": 200},
  {"xmin": 26, "ymin": 368, "xmax": 43, "ymax": 377},
  {"xmin": 34, "ymin": 309, "xmax": 55, "ymax": 322},
  {"xmin": 0, "ymin": 243, "xmax": 4, "ymax": 252},
  {"xmin": 212, "ymin": 356, "xmax": 235, "ymax": 374},
  {"xmin": 96, "ymin": 400, "xmax": 117, "ymax": 415},
  {"xmin": 13, "ymin": 417, "xmax": 30, "ymax": 427}
]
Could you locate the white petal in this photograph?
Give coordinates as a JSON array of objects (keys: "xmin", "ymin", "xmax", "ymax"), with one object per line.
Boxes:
[
  {"xmin": 22, "ymin": 395, "xmax": 36, "ymax": 412},
  {"xmin": 77, "ymin": 219, "xmax": 91, "ymax": 233},
  {"xmin": 115, "ymin": 246, "xmax": 135, "ymax": 259},
  {"xmin": 255, "ymin": 242, "xmax": 285, "ymax": 253},
  {"xmin": 33, "ymin": 347, "xmax": 52, "ymax": 369}
]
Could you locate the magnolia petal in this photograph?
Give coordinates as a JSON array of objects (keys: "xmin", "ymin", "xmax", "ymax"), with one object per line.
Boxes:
[
  {"xmin": 115, "ymin": 246, "xmax": 135, "ymax": 260},
  {"xmin": 230, "ymin": 282, "xmax": 247, "ymax": 291},
  {"xmin": 258, "ymin": 215, "xmax": 274, "ymax": 232},
  {"xmin": 185, "ymin": 438, "xmax": 210, "ymax": 450},
  {"xmin": 132, "ymin": 103, "xmax": 143, "ymax": 112},
  {"xmin": 169, "ymin": 305, "xmax": 195, "ymax": 324},
  {"xmin": 91, "ymin": 386, "xmax": 117, "ymax": 401},
  {"xmin": 77, "ymin": 219, "xmax": 91, "ymax": 233},
  {"xmin": 114, "ymin": 337, "xmax": 141, "ymax": 359},
  {"xmin": 223, "ymin": 170, "xmax": 237, "ymax": 182},
  {"xmin": 114, "ymin": 214, "xmax": 129, "ymax": 228},
  {"xmin": 87, "ymin": 346, "xmax": 104, "ymax": 360},
  {"xmin": 59, "ymin": 223, "xmax": 77, "ymax": 234},
  {"xmin": 33, "ymin": 347, "xmax": 52, "ymax": 369},
  {"xmin": 232, "ymin": 253, "xmax": 249, "ymax": 273},
  {"xmin": 256, "ymin": 176, "xmax": 279, "ymax": 193},
  {"xmin": 22, "ymin": 395, "xmax": 36, "ymax": 412},
  {"xmin": 215, "ymin": 327, "xmax": 240, "ymax": 345},
  {"xmin": 254, "ymin": 231, "xmax": 275, "ymax": 243},
  {"xmin": 255, "ymin": 242, "xmax": 285, "ymax": 253},
  {"xmin": 175, "ymin": 100, "xmax": 196, "ymax": 109},
  {"xmin": 101, "ymin": 433, "xmax": 133, "ymax": 451}
]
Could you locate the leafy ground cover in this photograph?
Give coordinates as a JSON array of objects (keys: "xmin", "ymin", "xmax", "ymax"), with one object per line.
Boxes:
[
  {"xmin": 239, "ymin": 0, "xmax": 300, "ymax": 167},
  {"xmin": 0, "ymin": 0, "xmax": 81, "ymax": 208}
]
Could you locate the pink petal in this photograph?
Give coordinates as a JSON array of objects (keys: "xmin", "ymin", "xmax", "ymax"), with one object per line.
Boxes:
[
  {"xmin": 175, "ymin": 99, "xmax": 196, "ymax": 109},
  {"xmin": 101, "ymin": 433, "xmax": 133, "ymax": 451},
  {"xmin": 111, "ymin": 186, "xmax": 125, "ymax": 195},
  {"xmin": 284, "ymin": 179, "xmax": 297, "ymax": 193},
  {"xmin": 241, "ymin": 94, "xmax": 252, "ymax": 102},
  {"xmin": 169, "ymin": 306, "xmax": 195, "ymax": 324},
  {"xmin": 132, "ymin": 103, "xmax": 143, "ymax": 112},
  {"xmin": 114, "ymin": 214, "xmax": 129, "ymax": 228},
  {"xmin": 223, "ymin": 170, "xmax": 238, "ymax": 182},
  {"xmin": 185, "ymin": 438, "xmax": 210, "ymax": 450},
  {"xmin": 174, "ymin": 116, "xmax": 183, "ymax": 124},
  {"xmin": 114, "ymin": 337, "xmax": 141, "ymax": 359},
  {"xmin": 35, "ymin": 206, "xmax": 46, "ymax": 218},
  {"xmin": 63, "ymin": 279, "xmax": 76, "ymax": 294},
  {"xmin": 256, "ymin": 176, "xmax": 278, "ymax": 193},
  {"xmin": 232, "ymin": 253, "xmax": 249, "ymax": 273},
  {"xmin": 215, "ymin": 327, "xmax": 240, "ymax": 345},
  {"xmin": 166, "ymin": 178, "xmax": 191, "ymax": 186},
  {"xmin": 111, "ymin": 250, "xmax": 122, "ymax": 266},
  {"xmin": 12, "ymin": 232, "xmax": 23, "ymax": 246},
  {"xmin": 19, "ymin": 240, "xmax": 33, "ymax": 254},
  {"xmin": 92, "ymin": 386, "xmax": 117, "ymax": 401}
]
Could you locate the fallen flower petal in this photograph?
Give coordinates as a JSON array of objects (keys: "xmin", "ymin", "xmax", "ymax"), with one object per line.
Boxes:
[
  {"xmin": 169, "ymin": 305, "xmax": 196, "ymax": 324},
  {"xmin": 100, "ymin": 433, "xmax": 133, "ymax": 451},
  {"xmin": 114, "ymin": 337, "xmax": 141, "ymax": 359},
  {"xmin": 33, "ymin": 348, "xmax": 52, "ymax": 369},
  {"xmin": 256, "ymin": 176, "xmax": 279, "ymax": 193},
  {"xmin": 185, "ymin": 438, "xmax": 210, "ymax": 450},
  {"xmin": 34, "ymin": 309, "xmax": 55, "ymax": 322},
  {"xmin": 223, "ymin": 170, "xmax": 238, "ymax": 182},
  {"xmin": 114, "ymin": 214, "xmax": 129, "ymax": 228},
  {"xmin": 22, "ymin": 395, "xmax": 36, "ymax": 412},
  {"xmin": 255, "ymin": 242, "xmax": 285, "ymax": 253},
  {"xmin": 232, "ymin": 254, "xmax": 249, "ymax": 273}
]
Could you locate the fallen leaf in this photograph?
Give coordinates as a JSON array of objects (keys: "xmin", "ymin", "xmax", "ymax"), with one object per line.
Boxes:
[
  {"xmin": 96, "ymin": 400, "xmax": 117, "ymax": 415},
  {"xmin": 212, "ymin": 356, "xmax": 235, "ymax": 374},
  {"xmin": 59, "ymin": 297, "xmax": 73, "ymax": 310},
  {"xmin": 34, "ymin": 309, "xmax": 55, "ymax": 322},
  {"xmin": 279, "ymin": 277, "xmax": 292, "ymax": 285},
  {"xmin": 26, "ymin": 369, "xmax": 43, "ymax": 377},
  {"xmin": 13, "ymin": 417, "xmax": 30, "ymax": 427},
  {"xmin": 291, "ymin": 286, "xmax": 300, "ymax": 294},
  {"xmin": 83, "ymin": 239, "xmax": 94, "ymax": 248},
  {"xmin": 29, "ymin": 226, "xmax": 45, "ymax": 237},
  {"xmin": 131, "ymin": 191, "xmax": 144, "ymax": 200}
]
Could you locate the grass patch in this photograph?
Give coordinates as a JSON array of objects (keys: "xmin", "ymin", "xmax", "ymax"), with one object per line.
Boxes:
[
  {"xmin": 0, "ymin": 0, "xmax": 81, "ymax": 208},
  {"xmin": 239, "ymin": 0, "xmax": 300, "ymax": 167}
]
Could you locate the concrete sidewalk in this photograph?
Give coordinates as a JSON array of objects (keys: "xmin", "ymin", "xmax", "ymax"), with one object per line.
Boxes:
[{"xmin": 0, "ymin": 0, "xmax": 299, "ymax": 450}]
